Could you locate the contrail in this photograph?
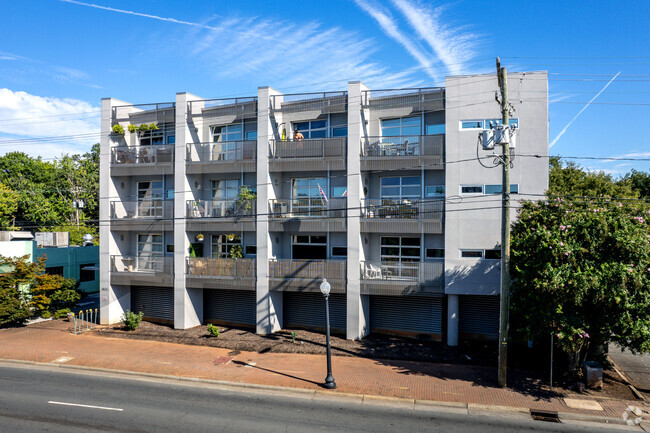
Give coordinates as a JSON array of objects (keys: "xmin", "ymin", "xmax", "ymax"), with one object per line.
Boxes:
[{"xmin": 550, "ymin": 71, "xmax": 620, "ymax": 148}]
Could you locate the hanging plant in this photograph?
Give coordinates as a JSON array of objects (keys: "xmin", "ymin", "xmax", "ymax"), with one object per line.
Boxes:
[
  {"xmin": 112, "ymin": 124, "xmax": 125, "ymax": 135},
  {"xmin": 195, "ymin": 233, "xmax": 204, "ymax": 242}
]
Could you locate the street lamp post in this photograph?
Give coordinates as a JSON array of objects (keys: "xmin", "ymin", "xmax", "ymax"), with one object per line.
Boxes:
[{"xmin": 320, "ymin": 278, "xmax": 336, "ymax": 389}]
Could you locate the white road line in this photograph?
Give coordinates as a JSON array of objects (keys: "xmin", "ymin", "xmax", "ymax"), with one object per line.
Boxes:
[{"xmin": 47, "ymin": 401, "xmax": 123, "ymax": 411}]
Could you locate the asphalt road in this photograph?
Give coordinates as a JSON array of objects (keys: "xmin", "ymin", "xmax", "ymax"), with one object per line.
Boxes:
[{"xmin": 0, "ymin": 364, "xmax": 635, "ymax": 433}]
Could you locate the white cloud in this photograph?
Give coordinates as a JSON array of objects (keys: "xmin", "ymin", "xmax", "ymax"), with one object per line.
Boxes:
[{"xmin": 0, "ymin": 89, "xmax": 99, "ymax": 159}]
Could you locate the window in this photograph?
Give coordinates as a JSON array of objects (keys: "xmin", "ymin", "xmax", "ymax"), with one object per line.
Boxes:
[
  {"xmin": 245, "ymin": 131, "xmax": 257, "ymax": 140},
  {"xmin": 212, "ymin": 124, "xmax": 243, "ymax": 160},
  {"xmin": 460, "ymin": 250, "xmax": 483, "ymax": 258},
  {"xmin": 381, "ymin": 237, "xmax": 420, "ymax": 279},
  {"xmin": 331, "ymin": 246, "xmax": 347, "ymax": 257},
  {"xmin": 294, "ymin": 120, "xmax": 327, "ymax": 138},
  {"xmin": 460, "ymin": 185, "xmax": 483, "ymax": 194},
  {"xmin": 45, "ymin": 266, "xmax": 64, "ymax": 276},
  {"xmin": 332, "ymin": 186, "xmax": 348, "ymax": 198},
  {"xmin": 460, "ymin": 118, "xmax": 519, "ymax": 130},
  {"xmin": 79, "ymin": 264, "xmax": 95, "ymax": 282},
  {"xmin": 460, "ymin": 120, "xmax": 483, "ymax": 130},
  {"xmin": 484, "ymin": 184, "xmax": 519, "ymax": 194},
  {"xmin": 292, "ymin": 235, "xmax": 327, "ymax": 260},
  {"xmin": 211, "ymin": 179, "xmax": 241, "ymax": 200},
  {"xmin": 245, "ymin": 245, "xmax": 257, "ymax": 256},
  {"xmin": 426, "ymin": 185, "xmax": 445, "ymax": 197},
  {"xmin": 139, "ymin": 123, "xmax": 174, "ymax": 146},
  {"xmin": 381, "ymin": 116, "xmax": 421, "ymax": 137},
  {"xmin": 380, "ymin": 176, "xmax": 421, "ymax": 199},
  {"xmin": 292, "ymin": 178, "xmax": 328, "ymax": 216},
  {"xmin": 426, "ymin": 124, "xmax": 445, "ymax": 135},
  {"xmin": 137, "ymin": 181, "xmax": 164, "ymax": 217},
  {"xmin": 485, "ymin": 249, "xmax": 501, "ymax": 260},
  {"xmin": 137, "ymin": 234, "xmax": 163, "ymax": 271},
  {"xmin": 331, "ymin": 126, "xmax": 348, "ymax": 137},
  {"xmin": 212, "ymin": 124, "xmax": 242, "ymax": 142},
  {"xmin": 426, "ymin": 248, "xmax": 444, "ymax": 258},
  {"xmin": 212, "ymin": 234, "xmax": 241, "ymax": 258}
]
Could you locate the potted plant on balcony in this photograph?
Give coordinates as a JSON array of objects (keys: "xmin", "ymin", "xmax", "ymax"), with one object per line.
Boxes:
[
  {"xmin": 229, "ymin": 244, "xmax": 243, "ymax": 259},
  {"xmin": 112, "ymin": 124, "xmax": 125, "ymax": 135},
  {"xmin": 128, "ymin": 124, "xmax": 138, "ymax": 133},
  {"xmin": 195, "ymin": 233, "xmax": 204, "ymax": 242}
]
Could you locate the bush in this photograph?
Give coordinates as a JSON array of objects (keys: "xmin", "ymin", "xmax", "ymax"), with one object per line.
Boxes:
[
  {"xmin": 54, "ymin": 308, "xmax": 71, "ymax": 319},
  {"xmin": 41, "ymin": 310, "xmax": 52, "ymax": 318},
  {"xmin": 128, "ymin": 124, "xmax": 138, "ymax": 133},
  {"xmin": 112, "ymin": 124, "xmax": 125, "ymax": 135},
  {"xmin": 207, "ymin": 323, "xmax": 219, "ymax": 337},
  {"xmin": 121, "ymin": 310, "xmax": 144, "ymax": 331}
]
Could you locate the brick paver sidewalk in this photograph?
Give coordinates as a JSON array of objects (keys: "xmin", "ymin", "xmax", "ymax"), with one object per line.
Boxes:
[{"xmin": 0, "ymin": 320, "xmax": 645, "ymax": 423}]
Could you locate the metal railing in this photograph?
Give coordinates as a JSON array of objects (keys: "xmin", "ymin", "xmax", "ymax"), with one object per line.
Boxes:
[
  {"xmin": 73, "ymin": 309, "xmax": 97, "ymax": 335},
  {"xmin": 269, "ymin": 197, "xmax": 347, "ymax": 218},
  {"xmin": 269, "ymin": 137, "xmax": 346, "ymax": 159},
  {"xmin": 187, "ymin": 199, "xmax": 256, "ymax": 218},
  {"xmin": 110, "ymin": 255, "xmax": 173, "ymax": 275},
  {"xmin": 270, "ymin": 92, "xmax": 347, "ymax": 113},
  {"xmin": 189, "ymin": 97, "xmax": 257, "ymax": 117},
  {"xmin": 361, "ymin": 88, "xmax": 444, "ymax": 111},
  {"xmin": 361, "ymin": 135, "xmax": 443, "ymax": 157},
  {"xmin": 360, "ymin": 261, "xmax": 443, "ymax": 284},
  {"xmin": 187, "ymin": 257, "xmax": 256, "ymax": 279},
  {"xmin": 360, "ymin": 198, "xmax": 443, "ymax": 219},
  {"xmin": 110, "ymin": 199, "xmax": 173, "ymax": 219},
  {"xmin": 111, "ymin": 144, "xmax": 175, "ymax": 164},
  {"xmin": 186, "ymin": 141, "xmax": 256, "ymax": 163},
  {"xmin": 112, "ymin": 102, "xmax": 175, "ymax": 124},
  {"xmin": 269, "ymin": 259, "xmax": 346, "ymax": 281}
]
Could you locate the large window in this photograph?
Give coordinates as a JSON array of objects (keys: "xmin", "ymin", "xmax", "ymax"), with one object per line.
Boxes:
[
  {"xmin": 380, "ymin": 176, "xmax": 421, "ymax": 199},
  {"xmin": 139, "ymin": 123, "xmax": 174, "ymax": 146},
  {"xmin": 292, "ymin": 235, "xmax": 327, "ymax": 260},
  {"xmin": 292, "ymin": 177, "xmax": 328, "ymax": 216},
  {"xmin": 381, "ymin": 116, "xmax": 421, "ymax": 137},
  {"xmin": 137, "ymin": 181, "xmax": 163, "ymax": 217},
  {"xmin": 380, "ymin": 236, "xmax": 420, "ymax": 279},
  {"xmin": 211, "ymin": 179, "xmax": 241, "ymax": 200},
  {"xmin": 137, "ymin": 234, "xmax": 163, "ymax": 271},
  {"xmin": 212, "ymin": 234, "xmax": 241, "ymax": 258},
  {"xmin": 293, "ymin": 120, "xmax": 327, "ymax": 138},
  {"xmin": 212, "ymin": 124, "xmax": 243, "ymax": 160},
  {"xmin": 79, "ymin": 264, "xmax": 96, "ymax": 282}
]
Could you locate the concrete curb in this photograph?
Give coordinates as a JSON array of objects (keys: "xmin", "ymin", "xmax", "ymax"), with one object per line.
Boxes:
[{"xmin": 0, "ymin": 358, "xmax": 637, "ymax": 427}]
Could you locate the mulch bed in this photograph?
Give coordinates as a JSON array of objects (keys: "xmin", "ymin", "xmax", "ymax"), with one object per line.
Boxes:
[{"xmin": 93, "ymin": 321, "xmax": 638, "ymax": 401}]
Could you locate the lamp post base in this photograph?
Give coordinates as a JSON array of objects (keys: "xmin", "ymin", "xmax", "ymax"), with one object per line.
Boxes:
[{"xmin": 323, "ymin": 375, "xmax": 336, "ymax": 389}]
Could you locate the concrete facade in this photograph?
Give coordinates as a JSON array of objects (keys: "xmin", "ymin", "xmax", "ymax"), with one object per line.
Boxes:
[{"xmin": 100, "ymin": 72, "xmax": 548, "ymax": 342}]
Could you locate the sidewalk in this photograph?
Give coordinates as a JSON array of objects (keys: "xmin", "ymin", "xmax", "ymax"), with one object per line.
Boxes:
[{"xmin": 1, "ymin": 320, "xmax": 647, "ymax": 425}]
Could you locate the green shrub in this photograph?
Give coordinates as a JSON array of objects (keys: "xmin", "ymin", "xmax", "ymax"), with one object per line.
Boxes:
[
  {"xmin": 121, "ymin": 310, "xmax": 144, "ymax": 331},
  {"xmin": 54, "ymin": 308, "xmax": 71, "ymax": 319},
  {"xmin": 290, "ymin": 331, "xmax": 298, "ymax": 344},
  {"xmin": 41, "ymin": 310, "xmax": 52, "ymax": 318},
  {"xmin": 128, "ymin": 124, "xmax": 138, "ymax": 133},
  {"xmin": 207, "ymin": 323, "xmax": 219, "ymax": 337},
  {"xmin": 112, "ymin": 124, "xmax": 125, "ymax": 135},
  {"xmin": 148, "ymin": 123, "xmax": 158, "ymax": 130}
]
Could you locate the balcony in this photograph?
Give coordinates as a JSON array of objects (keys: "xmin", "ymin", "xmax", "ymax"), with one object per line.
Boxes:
[
  {"xmin": 270, "ymin": 92, "xmax": 347, "ymax": 114},
  {"xmin": 360, "ymin": 261, "xmax": 443, "ymax": 296},
  {"xmin": 269, "ymin": 259, "xmax": 346, "ymax": 294},
  {"xmin": 268, "ymin": 198, "xmax": 347, "ymax": 232},
  {"xmin": 360, "ymin": 198, "xmax": 443, "ymax": 233},
  {"xmin": 269, "ymin": 137, "xmax": 347, "ymax": 171},
  {"xmin": 363, "ymin": 88, "xmax": 444, "ymax": 112},
  {"xmin": 110, "ymin": 144, "xmax": 174, "ymax": 176},
  {"xmin": 186, "ymin": 198, "xmax": 256, "ymax": 231},
  {"xmin": 110, "ymin": 199, "xmax": 174, "ymax": 230},
  {"xmin": 361, "ymin": 135, "xmax": 443, "ymax": 170},
  {"xmin": 186, "ymin": 141, "xmax": 256, "ymax": 174},
  {"xmin": 110, "ymin": 255, "xmax": 173, "ymax": 286},
  {"xmin": 186, "ymin": 257, "xmax": 256, "ymax": 290}
]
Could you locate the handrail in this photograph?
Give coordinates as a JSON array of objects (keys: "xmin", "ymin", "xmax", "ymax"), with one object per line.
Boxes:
[{"xmin": 269, "ymin": 137, "xmax": 346, "ymax": 159}]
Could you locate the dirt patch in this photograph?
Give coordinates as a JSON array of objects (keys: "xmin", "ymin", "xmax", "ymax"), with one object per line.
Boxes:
[{"xmin": 93, "ymin": 321, "xmax": 638, "ymax": 401}]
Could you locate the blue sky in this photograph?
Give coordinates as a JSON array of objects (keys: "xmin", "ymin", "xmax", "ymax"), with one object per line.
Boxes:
[{"xmin": 0, "ymin": 0, "xmax": 648, "ymax": 174}]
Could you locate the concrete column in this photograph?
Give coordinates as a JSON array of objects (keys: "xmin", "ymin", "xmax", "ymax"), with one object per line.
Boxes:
[
  {"xmin": 173, "ymin": 92, "xmax": 203, "ymax": 329},
  {"xmin": 256, "ymin": 87, "xmax": 283, "ymax": 334},
  {"xmin": 447, "ymin": 294, "xmax": 459, "ymax": 346},
  {"xmin": 346, "ymin": 81, "xmax": 370, "ymax": 340},
  {"xmin": 100, "ymin": 98, "xmax": 131, "ymax": 324}
]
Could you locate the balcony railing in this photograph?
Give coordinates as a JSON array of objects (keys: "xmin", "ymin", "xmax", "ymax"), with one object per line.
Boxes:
[
  {"xmin": 111, "ymin": 255, "xmax": 173, "ymax": 275},
  {"xmin": 186, "ymin": 141, "xmax": 256, "ymax": 163},
  {"xmin": 187, "ymin": 257, "xmax": 256, "ymax": 279},
  {"xmin": 360, "ymin": 198, "xmax": 443, "ymax": 219},
  {"xmin": 269, "ymin": 259, "xmax": 346, "ymax": 282},
  {"xmin": 187, "ymin": 199, "xmax": 256, "ymax": 218},
  {"xmin": 361, "ymin": 135, "xmax": 443, "ymax": 157},
  {"xmin": 269, "ymin": 137, "xmax": 346, "ymax": 159},
  {"xmin": 111, "ymin": 144, "xmax": 174, "ymax": 164},
  {"xmin": 269, "ymin": 197, "xmax": 347, "ymax": 218},
  {"xmin": 110, "ymin": 199, "xmax": 173, "ymax": 219},
  {"xmin": 360, "ymin": 261, "xmax": 443, "ymax": 284}
]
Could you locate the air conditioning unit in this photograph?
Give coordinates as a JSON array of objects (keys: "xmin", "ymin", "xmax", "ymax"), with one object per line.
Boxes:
[{"xmin": 481, "ymin": 130, "xmax": 494, "ymax": 150}]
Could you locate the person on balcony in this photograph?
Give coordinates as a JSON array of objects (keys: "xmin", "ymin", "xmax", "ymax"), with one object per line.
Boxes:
[{"xmin": 293, "ymin": 128, "xmax": 304, "ymax": 141}]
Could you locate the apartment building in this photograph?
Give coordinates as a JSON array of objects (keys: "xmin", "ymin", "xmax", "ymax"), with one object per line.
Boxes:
[{"xmin": 99, "ymin": 72, "xmax": 548, "ymax": 344}]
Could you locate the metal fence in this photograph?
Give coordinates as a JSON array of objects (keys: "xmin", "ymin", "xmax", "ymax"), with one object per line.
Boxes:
[
  {"xmin": 360, "ymin": 261, "xmax": 443, "ymax": 285},
  {"xmin": 360, "ymin": 198, "xmax": 444, "ymax": 219},
  {"xmin": 187, "ymin": 257, "xmax": 256, "ymax": 279},
  {"xmin": 110, "ymin": 255, "xmax": 173, "ymax": 275},
  {"xmin": 269, "ymin": 137, "xmax": 346, "ymax": 159},
  {"xmin": 110, "ymin": 200, "xmax": 173, "ymax": 219},
  {"xmin": 186, "ymin": 141, "xmax": 256, "ymax": 163},
  {"xmin": 269, "ymin": 259, "xmax": 346, "ymax": 282},
  {"xmin": 269, "ymin": 197, "xmax": 347, "ymax": 218},
  {"xmin": 111, "ymin": 144, "xmax": 175, "ymax": 164},
  {"xmin": 270, "ymin": 92, "xmax": 347, "ymax": 114},
  {"xmin": 187, "ymin": 199, "xmax": 256, "ymax": 218},
  {"xmin": 361, "ymin": 135, "xmax": 443, "ymax": 157}
]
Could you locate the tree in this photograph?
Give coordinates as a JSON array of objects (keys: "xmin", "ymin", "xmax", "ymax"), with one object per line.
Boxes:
[
  {"xmin": 622, "ymin": 169, "xmax": 650, "ymax": 199},
  {"xmin": 0, "ymin": 183, "xmax": 19, "ymax": 228},
  {"xmin": 510, "ymin": 198, "xmax": 650, "ymax": 376},
  {"xmin": 548, "ymin": 157, "xmax": 638, "ymax": 199}
]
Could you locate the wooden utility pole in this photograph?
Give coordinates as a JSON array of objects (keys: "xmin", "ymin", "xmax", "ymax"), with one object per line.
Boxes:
[{"xmin": 497, "ymin": 57, "xmax": 511, "ymax": 388}]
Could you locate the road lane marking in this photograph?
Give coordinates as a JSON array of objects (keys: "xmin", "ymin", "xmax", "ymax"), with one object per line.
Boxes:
[{"xmin": 48, "ymin": 401, "xmax": 123, "ymax": 411}]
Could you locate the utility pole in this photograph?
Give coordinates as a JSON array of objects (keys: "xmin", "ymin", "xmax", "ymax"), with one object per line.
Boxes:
[{"xmin": 496, "ymin": 57, "xmax": 511, "ymax": 388}]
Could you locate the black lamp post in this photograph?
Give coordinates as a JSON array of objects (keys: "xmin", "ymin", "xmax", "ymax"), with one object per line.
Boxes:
[{"xmin": 320, "ymin": 278, "xmax": 336, "ymax": 389}]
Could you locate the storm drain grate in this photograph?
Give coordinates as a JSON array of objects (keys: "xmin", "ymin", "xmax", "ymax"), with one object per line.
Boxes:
[{"xmin": 530, "ymin": 409, "xmax": 560, "ymax": 423}]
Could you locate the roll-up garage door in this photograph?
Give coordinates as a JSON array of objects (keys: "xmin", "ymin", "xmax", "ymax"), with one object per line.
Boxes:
[
  {"xmin": 283, "ymin": 292, "xmax": 346, "ymax": 333},
  {"xmin": 459, "ymin": 295, "xmax": 499, "ymax": 339},
  {"xmin": 131, "ymin": 286, "xmax": 174, "ymax": 323},
  {"xmin": 204, "ymin": 289, "xmax": 256, "ymax": 327},
  {"xmin": 370, "ymin": 295, "xmax": 442, "ymax": 336}
]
